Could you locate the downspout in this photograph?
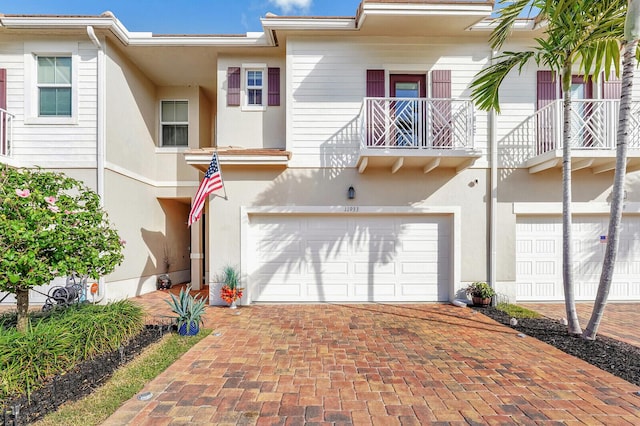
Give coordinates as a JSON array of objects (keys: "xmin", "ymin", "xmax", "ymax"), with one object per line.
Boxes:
[
  {"xmin": 87, "ymin": 25, "xmax": 107, "ymax": 303},
  {"xmin": 489, "ymin": 49, "xmax": 498, "ymax": 302}
]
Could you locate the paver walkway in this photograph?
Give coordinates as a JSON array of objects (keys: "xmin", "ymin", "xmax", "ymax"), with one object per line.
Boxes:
[
  {"xmin": 521, "ymin": 302, "xmax": 640, "ymax": 348},
  {"xmin": 103, "ymin": 293, "xmax": 640, "ymax": 425}
]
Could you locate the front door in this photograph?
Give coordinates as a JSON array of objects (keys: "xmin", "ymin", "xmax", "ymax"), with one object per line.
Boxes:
[{"xmin": 390, "ymin": 74, "xmax": 426, "ymax": 147}]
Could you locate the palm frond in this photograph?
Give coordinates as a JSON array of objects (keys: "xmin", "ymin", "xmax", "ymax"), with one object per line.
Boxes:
[
  {"xmin": 471, "ymin": 51, "xmax": 535, "ymax": 112},
  {"xmin": 489, "ymin": 0, "xmax": 546, "ymax": 50}
]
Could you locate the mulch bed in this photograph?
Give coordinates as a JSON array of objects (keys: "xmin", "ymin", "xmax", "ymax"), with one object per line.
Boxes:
[
  {"xmin": 474, "ymin": 306, "xmax": 640, "ymax": 387},
  {"xmin": 1, "ymin": 325, "xmax": 171, "ymax": 426}
]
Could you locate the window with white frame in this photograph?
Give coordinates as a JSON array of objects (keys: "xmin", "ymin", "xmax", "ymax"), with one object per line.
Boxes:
[
  {"xmin": 161, "ymin": 100, "xmax": 188, "ymax": 147},
  {"xmin": 37, "ymin": 56, "xmax": 72, "ymax": 117},
  {"xmin": 246, "ymin": 69, "xmax": 263, "ymax": 106}
]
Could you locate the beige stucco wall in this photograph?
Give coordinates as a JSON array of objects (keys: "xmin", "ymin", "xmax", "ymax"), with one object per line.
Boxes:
[
  {"xmin": 216, "ymin": 56, "xmax": 286, "ymax": 149},
  {"xmin": 103, "ymin": 171, "xmax": 191, "ymax": 297},
  {"xmin": 101, "ymin": 41, "xmax": 198, "ymax": 299}
]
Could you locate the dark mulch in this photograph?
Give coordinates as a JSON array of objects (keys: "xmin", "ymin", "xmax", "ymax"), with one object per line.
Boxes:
[
  {"xmin": 1, "ymin": 324, "xmax": 171, "ymax": 426},
  {"xmin": 474, "ymin": 306, "xmax": 640, "ymax": 387}
]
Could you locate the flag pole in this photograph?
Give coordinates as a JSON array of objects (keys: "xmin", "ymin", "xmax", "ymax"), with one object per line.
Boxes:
[{"xmin": 214, "ymin": 149, "xmax": 229, "ymax": 201}]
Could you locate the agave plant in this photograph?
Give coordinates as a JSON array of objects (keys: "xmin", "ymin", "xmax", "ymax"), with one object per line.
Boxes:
[{"xmin": 165, "ymin": 286, "xmax": 206, "ymax": 335}]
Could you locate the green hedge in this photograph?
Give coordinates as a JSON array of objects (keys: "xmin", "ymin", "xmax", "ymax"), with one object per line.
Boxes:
[{"xmin": 0, "ymin": 300, "xmax": 144, "ymax": 400}]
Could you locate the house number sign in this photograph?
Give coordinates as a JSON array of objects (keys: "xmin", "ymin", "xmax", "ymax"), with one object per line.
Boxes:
[{"xmin": 344, "ymin": 206, "xmax": 359, "ymax": 213}]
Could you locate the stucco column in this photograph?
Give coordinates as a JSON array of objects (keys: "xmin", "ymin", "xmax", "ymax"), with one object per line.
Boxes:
[{"xmin": 190, "ymin": 221, "xmax": 203, "ymax": 291}]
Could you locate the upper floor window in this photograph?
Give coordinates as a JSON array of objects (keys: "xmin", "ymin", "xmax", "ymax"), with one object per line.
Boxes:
[
  {"xmin": 161, "ymin": 100, "xmax": 188, "ymax": 147},
  {"xmin": 37, "ymin": 56, "xmax": 72, "ymax": 117},
  {"xmin": 227, "ymin": 66, "xmax": 280, "ymax": 110},
  {"xmin": 246, "ymin": 70, "xmax": 263, "ymax": 106}
]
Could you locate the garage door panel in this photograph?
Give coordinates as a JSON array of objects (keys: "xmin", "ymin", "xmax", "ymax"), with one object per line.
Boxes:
[
  {"xmin": 517, "ymin": 215, "xmax": 640, "ymax": 301},
  {"xmin": 353, "ymin": 283, "xmax": 396, "ymax": 297},
  {"xmin": 307, "ymin": 283, "xmax": 348, "ymax": 299},
  {"xmin": 307, "ymin": 261, "xmax": 349, "ymax": 274},
  {"xmin": 307, "ymin": 217, "xmax": 349, "ymax": 231},
  {"xmin": 535, "ymin": 261, "xmax": 556, "ymax": 275},
  {"xmin": 257, "ymin": 239, "xmax": 303, "ymax": 254},
  {"xmin": 354, "ymin": 262, "xmax": 396, "ymax": 274},
  {"xmin": 250, "ymin": 214, "xmax": 451, "ymax": 302},
  {"xmin": 256, "ymin": 261, "xmax": 304, "ymax": 275},
  {"xmin": 257, "ymin": 283, "xmax": 302, "ymax": 298}
]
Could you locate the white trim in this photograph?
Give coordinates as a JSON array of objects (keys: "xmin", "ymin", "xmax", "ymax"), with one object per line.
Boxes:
[
  {"xmin": 241, "ymin": 66, "xmax": 267, "ymax": 111},
  {"xmin": 1, "ymin": 15, "xmax": 271, "ymax": 47},
  {"xmin": 261, "ymin": 17, "xmax": 356, "ymax": 32},
  {"xmin": 24, "ymin": 42, "xmax": 79, "ymax": 125},
  {"xmin": 159, "ymin": 99, "xmax": 189, "ymax": 147},
  {"xmin": 155, "ymin": 147, "xmax": 190, "ymax": 154},
  {"xmin": 513, "ymin": 202, "xmax": 640, "ymax": 215},
  {"xmin": 105, "ymin": 161, "xmax": 199, "ymax": 187},
  {"xmin": 240, "ymin": 206, "xmax": 461, "ymax": 304},
  {"xmin": 184, "ymin": 153, "xmax": 290, "ymax": 166}
]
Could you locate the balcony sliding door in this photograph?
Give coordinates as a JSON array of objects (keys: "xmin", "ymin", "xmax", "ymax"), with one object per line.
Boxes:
[{"xmin": 390, "ymin": 74, "xmax": 426, "ymax": 147}]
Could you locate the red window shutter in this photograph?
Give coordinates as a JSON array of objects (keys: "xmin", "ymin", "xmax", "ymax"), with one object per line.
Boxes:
[
  {"xmin": 602, "ymin": 73, "xmax": 622, "ymax": 99},
  {"xmin": 431, "ymin": 70, "xmax": 451, "ymax": 98},
  {"xmin": 0, "ymin": 69, "xmax": 6, "ymax": 110},
  {"xmin": 366, "ymin": 70, "xmax": 385, "ymax": 97},
  {"xmin": 431, "ymin": 70, "xmax": 452, "ymax": 147},
  {"xmin": 227, "ymin": 67, "xmax": 240, "ymax": 106},
  {"xmin": 537, "ymin": 70, "xmax": 557, "ymax": 109},
  {"xmin": 536, "ymin": 70, "xmax": 559, "ymax": 154},
  {"xmin": 268, "ymin": 67, "xmax": 280, "ymax": 106}
]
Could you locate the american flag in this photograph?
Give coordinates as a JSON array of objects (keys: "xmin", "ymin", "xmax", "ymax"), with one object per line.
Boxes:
[{"xmin": 188, "ymin": 152, "xmax": 224, "ymax": 226}]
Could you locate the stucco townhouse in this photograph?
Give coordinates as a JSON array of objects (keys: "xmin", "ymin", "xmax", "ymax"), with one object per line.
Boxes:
[{"xmin": 1, "ymin": 0, "xmax": 640, "ymax": 308}]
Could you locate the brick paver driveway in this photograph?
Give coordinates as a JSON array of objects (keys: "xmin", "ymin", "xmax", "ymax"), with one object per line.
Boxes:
[{"xmin": 105, "ymin": 298, "xmax": 640, "ymax": 425}]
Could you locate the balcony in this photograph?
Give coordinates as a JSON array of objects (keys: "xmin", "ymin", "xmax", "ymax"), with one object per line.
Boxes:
[
  {"xmin": 515, "ymin": 100, "xmax": 640, "ymax": 174},
  {"xmin": 357, "ymin": 97, "xmax": 481, "ymax": 174},
  {"xmin": 0, "ymin": 108, "xmax": 14, "ymax": 157}
]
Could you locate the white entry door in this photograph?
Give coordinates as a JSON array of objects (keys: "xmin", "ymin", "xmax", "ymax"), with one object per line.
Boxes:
[
  {"xmin": 248, "ymin": 214, "xmax": 452, "ymax": 302},
  {"xmin": 516, "ymin": 215, "xmax": 640, "ymax": 301}
]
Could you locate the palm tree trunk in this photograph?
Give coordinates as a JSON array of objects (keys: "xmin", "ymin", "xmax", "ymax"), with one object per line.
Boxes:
[
  {"xmin": 561, "ymin": 63, "xmax": 582, "ymax": 335},
  {"xmin": 16, "ymin": 287, "xmax": 29, "ymax": 333},
  {"xmin": 583, "ymin": 39, "xmax": 638, "ymax": 340}
]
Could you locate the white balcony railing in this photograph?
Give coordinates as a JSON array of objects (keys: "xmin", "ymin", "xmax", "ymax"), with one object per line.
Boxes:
[
  {"xmin": 0, "ymin": 108, "xmax": 14, "ymax": 157},
  {"xmin": 359, "ymin": 98, "xmax": 475, "ymax": 150},
  {"xmin": 521, "ymin": 99, "xmax": 640, "ymax": 157}
]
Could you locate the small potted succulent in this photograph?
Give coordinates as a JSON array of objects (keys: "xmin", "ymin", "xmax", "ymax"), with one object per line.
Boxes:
[
  {"xmin": 165, "ymin": 286, "xmax": 206, "ymax": 335},
  {"xmin": 465, "ymin": 281, "xmax": 496, "ymax": 307},
  {"xmin": 220, "ymin": 265, "xmax": 243, "ymax": 308}
]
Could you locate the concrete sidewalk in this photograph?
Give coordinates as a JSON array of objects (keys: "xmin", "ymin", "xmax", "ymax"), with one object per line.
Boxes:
[{"xmin": 103, "ymin": 294, "xmax": 640, "ymax": 425}]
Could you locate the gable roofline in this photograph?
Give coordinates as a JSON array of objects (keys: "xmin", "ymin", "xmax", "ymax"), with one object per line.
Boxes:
[{"xmin": 0, "ymin": 12, "xmax": 272, "ymax": 47}]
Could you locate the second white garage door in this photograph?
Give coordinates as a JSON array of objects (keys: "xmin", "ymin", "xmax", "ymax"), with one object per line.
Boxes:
[
  {"xmin": 248, "ymin": 214, "xmax": 451, "ymax": 302},
  {"xmin": 516, "ymin": 215, "xmax": 640, "ymax": 301}
]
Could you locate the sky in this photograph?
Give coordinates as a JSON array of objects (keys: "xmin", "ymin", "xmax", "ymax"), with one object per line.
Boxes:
[{"xmin": 0, "ymin": 0, "xmax": 364, "ymax": 35}]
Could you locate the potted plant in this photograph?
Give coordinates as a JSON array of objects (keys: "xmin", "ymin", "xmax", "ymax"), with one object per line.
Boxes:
[
  {"xmin": 165, "ymin": 285, "xmax": 206, "ymax": 335},
  {"xmin": 465, "ymin": 281, "xmax": 496, "ymax": 307},
  {"xmin": 220, "ymin": 265, "xmax": 243, "ymax": 309}
]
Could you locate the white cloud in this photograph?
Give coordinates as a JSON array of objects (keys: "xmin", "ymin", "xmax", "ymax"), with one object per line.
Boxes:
[{"xmin": 268, "ymin": 0, "xmax": 312, "ymax": 14}]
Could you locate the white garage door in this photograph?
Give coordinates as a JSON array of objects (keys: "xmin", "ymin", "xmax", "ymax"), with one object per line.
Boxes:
[
  {"xmin": 516, "ymin": 215, "xmax": 640, "ymax": 301},
  {"xmin": 248, "ymin": 214, "xmax": 451, "ymax": 302}
]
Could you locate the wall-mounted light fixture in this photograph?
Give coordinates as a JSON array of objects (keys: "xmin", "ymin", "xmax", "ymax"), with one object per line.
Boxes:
[{"xmin": 348, "ymin": 186, "xmax": 355, "ymax": 200}]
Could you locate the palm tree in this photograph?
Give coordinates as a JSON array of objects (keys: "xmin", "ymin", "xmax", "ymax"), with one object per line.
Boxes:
[
  {"xmin": 472, "ymin": 0, "xmax": 625, "ymax": 335},
  {"xmin": 583, "ymin": 0, "xmax": 640, "ymax": 340}
]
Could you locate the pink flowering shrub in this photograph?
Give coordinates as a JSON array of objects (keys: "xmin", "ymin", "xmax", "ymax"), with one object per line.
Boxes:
[{"xmin": 0, "ymin": 165, "xmax": 124, "ymax": 331}]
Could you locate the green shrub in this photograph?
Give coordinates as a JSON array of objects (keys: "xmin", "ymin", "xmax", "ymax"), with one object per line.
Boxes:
[{"xmin": 0, "ymin": 300, "xmax": 144, "ymax": 400}]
